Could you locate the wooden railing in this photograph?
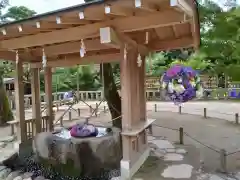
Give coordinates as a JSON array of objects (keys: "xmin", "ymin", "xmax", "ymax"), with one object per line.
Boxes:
[
  {"xmin": 8, "ymin": 116, "xmax": 50, "ymax": 140},
  {"xmin": 9, "ymin": 90, "xmax": 103, "ymax": 109},
  {"xmin": 25, "ymin": 116, "xmax": 50, "ymax": 140},
  {"xmin": 8, "ymin": 88, "xmax": 240, "ymax": 110}
]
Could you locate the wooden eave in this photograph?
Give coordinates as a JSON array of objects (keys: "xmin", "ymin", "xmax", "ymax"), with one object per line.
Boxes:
[{"xmin": 0, "ymin": 0, "xmax": 200, "ymax": 67}]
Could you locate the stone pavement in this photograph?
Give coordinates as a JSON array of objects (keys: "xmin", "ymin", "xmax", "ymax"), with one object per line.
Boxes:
[
  {"xmin": 0, "ymin": 133, "xmax": 240, "ymax": 180},
  {"xmin": 1, "ymin": 101, "xmax": 240, "ymax": 179},
  {"xmin": 133, "ymin": 136, "xmax": 201, "ymax": 180}
]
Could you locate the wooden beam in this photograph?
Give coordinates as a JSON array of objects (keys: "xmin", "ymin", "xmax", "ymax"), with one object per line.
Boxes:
[
  {"xmin": 54, "ymin": 16, "xmax": 90, "ymax": 25},
  {"xmin": 22, "ymin": 39, "xmax": 110, "ymax": 57},
  {"xmin": 0, "ymin": 50, "xmax": 16, "ymax": 61},
  {"xmin": 170, "ymin": 0, "xmax": 193, "ymax": 17},
  {"xmin": 134, "ymin": 0, "xmax": 158, "ymax": 12},
  {"xmin": 0, "ymin": 10, "xmax": 184, "ymax": 49},
  {"xmin": 100, "ymin": 27, "xmax": 122, "ymax": 49},
  {"xmin": 29, "ymin": 36, "xmax": 193, "ymax": 68},
  {"xmin": 29, "ymin": 53, "xmax": 120, "ymax": 68},
  {"xmin": 104, "ymin": 4, "xmax": 133, "ymax": 17},
  {"xmin": 79, "ymin": 5, "xmax": 108, "ymax": 21},
  {"xmin": 172, "ymin": 25, "xmax": 180, "ymax": 38},
  {"xmin": 100, "ymin": 27, "xmax": 149, "ymax": 55},
  {"xmin": 149, "ymin": 36, "xmax": 193, "ymax": 51},
  {"xmin": 35, "ymin": 21, "xmax": 71, "ymax": 30},
  {"xmin": 0, "ymin": 49, "xmax": 35, "ymax": 62}
]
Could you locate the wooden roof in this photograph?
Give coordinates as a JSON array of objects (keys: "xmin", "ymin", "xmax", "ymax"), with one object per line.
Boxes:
[{"xmin": 0, "ymin": 0, "xmax": 200, "ymax": 68}]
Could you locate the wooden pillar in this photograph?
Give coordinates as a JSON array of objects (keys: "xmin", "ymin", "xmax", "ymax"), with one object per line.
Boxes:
[
  {"xmin": 120, "ymin": 47, "xmax": 138, "ymax": 131},
  {"xmin": 14, "ymin": 61, "xmax": 27, "ymax": 142},
  {"xmin": 44, "ymin": 67, "xmax": 54, "ymax": 131},
  {"xmin": 120, "ymin": 47, "xmax": 153, "ymax": 179},
  {"xmin": 138, "ymin": 56, "xmax": 146, "ymax": 121},
  {"xmin": 31, "ymin": 68, "xmax": 41, "ymax": 133}
]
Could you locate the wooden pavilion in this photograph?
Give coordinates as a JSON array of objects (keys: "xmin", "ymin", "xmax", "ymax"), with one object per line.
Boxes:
[{"xmin": 0, "ymin": 0, "xmax": 200, "ymax": 179}]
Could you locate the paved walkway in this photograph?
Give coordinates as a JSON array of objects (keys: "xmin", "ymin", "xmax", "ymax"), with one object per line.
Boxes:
[
  {"xmin": 149, "ymin": 111, "xmax": 240, "ymax": 173},
  {"xmin": 147, "ymin": 101, "xmax": 240, "ymax": 122}
]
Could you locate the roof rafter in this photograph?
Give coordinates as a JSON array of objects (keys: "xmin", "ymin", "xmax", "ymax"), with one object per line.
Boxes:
[{"xmin": 0, "ymin": 10, "xmax": 185, "ymax": 49}]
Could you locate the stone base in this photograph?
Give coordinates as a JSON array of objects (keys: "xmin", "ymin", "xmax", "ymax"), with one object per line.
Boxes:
[
  {"xmin": 19, "ymin": 140, "xmax": 33, "ymax": 160},
  {"xmin": 33, "ymin": 127, "xmax": 122, "ymax": 177},
  {"xmin": 120, "ymin": 148, "xmax": 150, "ymax": 180}
]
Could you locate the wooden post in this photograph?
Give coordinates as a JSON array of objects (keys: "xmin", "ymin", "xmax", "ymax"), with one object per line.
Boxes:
[
  {"xmin": 235, "ymin": 113, "xmax": 239, "ymax": 124},
  {"xmin": 14, "ymin": 61, "xmax": 27, "ymax": 142},
  {"xmin": 68, "ymin": 111, "xmax": 72, "ymax": 121},
  {"xmin": 154, "ymin": 104, "xmax": 157, "ymax": 112},
  {"xmin": 104, "ymin": 106, "xmax": 106, "ymax": 113},
  {"xmin": 100, "ymin": 28, "xmax": 153, "ymax": 179},
  {"xmin": 120, "ymin": 47, "xmax": 150, "ymax": 179},
  {"xmin": 60, "ymin": 116, "xmax": 63, "ymax": 127},
  {"xmin": 220, "ymin": 149, "xmax": 227, "ymax": 173},
  {"xmin": 179, "ymin": 127, "xmax": 184, "ymax": 145},
  {"xmin": 76, "ymin": 66, "xmax": 80, "ymax": 101},
  {"xmin": 44, "ymin": 67, "xmax": 54, "ymax": 131},
  {"xmin": 138, "ymin": 56, "xmax": 146, "ymax": 122},
  {"xmin": 95, "ymin": 103, "xmax": 98, "ymax": 116},
  {"xmin": 204, "ymin": 108, "xmax": 207, "ymax": 118},
  {"xmin": 85, "ymin": 117, "xmax": 89, "ymax": 124},
  {"xmin": 31, "ymin": 68, "xmax": 41, "ymax": 134},
  {"xmin": 10, "ymin": 124, "xmax": 14, "ymax": 136},
  {"xmin": 77, "ymin": 108, "xmax": 81, "ymax": 116},
  {"xmin": 179, "ymin": 106, "xmax": 182, "ymax": 114},
  {"xmin": 148, "ymin": 125, "xmax": 153, "ymax": 135}
]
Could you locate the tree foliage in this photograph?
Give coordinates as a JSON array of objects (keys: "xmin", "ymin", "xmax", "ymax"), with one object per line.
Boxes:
[{"xmin": 2, "ymin": 6, "xmax": 36, "ymax": 22}]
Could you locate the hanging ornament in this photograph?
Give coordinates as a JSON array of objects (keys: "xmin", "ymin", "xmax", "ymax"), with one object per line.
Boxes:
[
  {"xmin": 137, "ymin": 53, "xmax": 142, "ymax": 67},
  {"xmin": 145, "ymin": 31, "xmax": 149, "ymax": 44},
  {"xmin": 160, "ymin": 65, "xmax": 203, "ymax": 105},
  {"xmin": 42, "ymin": 48, "xmax": 47, "ymax": 67},
  {"xmin": 123, "ymin": 44, "xmax": 127, "ymax": 60},
  {"xmin": 80, "ymin": 39, "xmax": 86, "ymax": 57},
  {"xmin": 15, "ymin": 50, "xmax": 19, "ymax": 64}
]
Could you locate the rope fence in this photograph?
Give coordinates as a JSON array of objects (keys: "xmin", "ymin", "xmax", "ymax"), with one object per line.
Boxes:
[
  {"xmin": 51, "ymin": 101, "xmax": 240, "ymax": 173},
  {"xmin": 152, "ymin": 104, "xmax": 240, "ymax": 124},
  {"xmin": 49, "ymin": 100, "xmax": 240, "ymax": 169},
  {"xmin": 152, "ymin": 124, "xmax": 240, "ymax": 173}
]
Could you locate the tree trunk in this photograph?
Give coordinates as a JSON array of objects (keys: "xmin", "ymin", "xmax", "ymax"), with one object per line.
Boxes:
[
  {"xmin": 0, "ymin": 76, "xmax": 13, "ymax": 125},
  {"xmin": 101, "ymin": 63, "xmax": 122, "ymax": 129}
]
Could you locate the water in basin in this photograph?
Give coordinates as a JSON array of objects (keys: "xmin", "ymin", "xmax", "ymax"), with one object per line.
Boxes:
[{"xmin": 55, "ymin": 126, "xmax": 109, "ymax": 139}]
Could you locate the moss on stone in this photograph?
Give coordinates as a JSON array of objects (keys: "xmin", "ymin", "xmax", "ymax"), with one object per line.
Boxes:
[{"xmin": 38, "ymin": 157, "xmax": 81, "ymax": 177}]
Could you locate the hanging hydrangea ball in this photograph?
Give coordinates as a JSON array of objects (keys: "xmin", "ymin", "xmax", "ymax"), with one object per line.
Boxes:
[{"xmin": 160, "ymin": 65, "xmax": 203, "ymax": 104}]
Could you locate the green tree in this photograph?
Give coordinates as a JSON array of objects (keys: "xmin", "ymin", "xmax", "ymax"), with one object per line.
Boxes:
[
  {"xmin": 2, "ymin": 6, "xmax": 36, "ymax": 22},
  {"xmin": 0, "ymin": 3, "xmax": 37, "ymax": 124},
  {"xmin": 199, "ymin": 1, "xmax": 239, "ymax": 73},
  {"xmin": 51, "ymin": 66, "xmax": 101, "ymax": 92},
  {"xmin": 0, "ymin": 0, "xmax": 13, "ymax": 124}
]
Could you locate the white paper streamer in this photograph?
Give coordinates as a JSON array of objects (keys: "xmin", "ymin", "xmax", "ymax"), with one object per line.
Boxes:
[
  {"xmin": 80, "ymin": 39, "xmax": 86, "ymax": 57},
  {"xmin": 42, "ymin": 48, "xmax": 47, "ymax": 67},
  {"xmin": 16, "ymin": 50, "xmax": 19, "ymax": 64},
  {"xmin": 137, "ymin": 53, "xmax": 142, "ymax": 67},
  {"xmin": 124, "ymin": 44, "xmax": 127, "ymax": 60}
]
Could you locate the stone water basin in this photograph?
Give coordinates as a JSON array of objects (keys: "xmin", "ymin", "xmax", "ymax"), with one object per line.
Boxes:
[{"xmin": 33, "ymin": 126, "xmax": 122, "ymax": 178}]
